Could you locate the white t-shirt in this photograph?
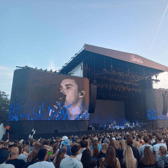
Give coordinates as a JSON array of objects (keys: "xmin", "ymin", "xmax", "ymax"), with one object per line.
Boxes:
[
  {"xmin": 60, "ymin": 157, "xmax": 83, "ymax": 168},
  {"xmin": 0, "ymin": 164, "xmax": 15, "ymax": 168},
  {"xmin": 53, "ymin": 154, "xmax": 69, "ymax": 164},
  {"xmin": 153, "ymin": 143, "xmax": 167, "ymax": 161},
  {"xmin": 76, "ymin": 148, "xmax": 86, "ymax": 161},
  {"xmin": 139, "ymin": 144, "xmax": 153, "ymax": 158},
  {"xmin": 17, "ymin": 153, "xmax": 28, "ymax": 163},
  {"xmin": 28, "ymin": 161, "xmax": 55, "ymax": 168}
]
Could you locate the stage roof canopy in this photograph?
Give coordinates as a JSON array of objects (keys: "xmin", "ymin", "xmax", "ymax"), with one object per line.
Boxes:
[{"xmin": 59, "ymin": 44, "xmax": 168, "ymax": 74}]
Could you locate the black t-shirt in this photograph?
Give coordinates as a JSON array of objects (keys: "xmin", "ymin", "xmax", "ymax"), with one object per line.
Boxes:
[
  {"xmin": 130, "ymin": 145, "xmax": 140, "ymax": 162},
  {"xmin": 6, "ymin": 159, "xmax": 25, "ymax": 168},
  {"xmin": 116, "ymin": 149, "xmax": 124, "ymax": 161},
  {"xmin": 98, "ymin": 150, "xmax": 106, "ymax": 159},
  {"xmin": 22, "ymin": 161, "xmax": 38, "ymax": 168}
]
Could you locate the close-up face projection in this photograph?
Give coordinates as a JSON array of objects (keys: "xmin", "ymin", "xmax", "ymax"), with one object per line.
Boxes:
[
  {"xmin": 60, "ymin": 79, "xmax": 80, "ymax": 107},
  {"xmin": 8, "ymin": 69, "xmax": 89, "ymax": 121},
  {"xmin": 60, "ymin": 78, "xmax": 86, "ymax": 120}
]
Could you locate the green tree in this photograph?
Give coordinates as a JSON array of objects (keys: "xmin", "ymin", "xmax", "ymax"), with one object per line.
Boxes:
[{"xmin": 0, "ymin": 91, "xmax": 10, "ymax": 124}]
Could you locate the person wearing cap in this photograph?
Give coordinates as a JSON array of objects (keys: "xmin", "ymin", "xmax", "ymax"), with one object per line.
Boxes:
[
  {"xmin": 60, "ymin": 144, "xmax": 83, "ymax": 168},
  {"xmin": 90, "ymin": 137, "xmax": 102, "ymax": 150},
  {"xmin": 59, "ymin": 136, "xmax": 71, "ymax": 156},
  {"xmin": 0, "ymin": 149, "xmax": 15, "ymax": 168}
]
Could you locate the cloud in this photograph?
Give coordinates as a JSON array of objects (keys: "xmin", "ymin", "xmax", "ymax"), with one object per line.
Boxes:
[
  {"xmin": 47, "ymin": 61, "xmax": 60, "ymax": 71},
  {"xmin": 0, "ymin": 65, "xmax": 14, "ymax": 98},
  {"xmin": 0, "ymin": 66, "xmax": 13, "ymax": 79}
]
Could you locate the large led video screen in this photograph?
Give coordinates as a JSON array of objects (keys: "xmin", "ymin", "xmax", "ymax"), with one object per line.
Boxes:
[
  {"xmin": 8, "ymin": 69, "xmax": 89, "ymax": 121},
  {"xmin": 145, "ymin": 89, "xmax": 168, "ymax": 120}
]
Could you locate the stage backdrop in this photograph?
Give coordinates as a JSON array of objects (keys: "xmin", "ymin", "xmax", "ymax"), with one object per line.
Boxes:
[{"xmin": 89, "ymin": 100, "xmax": 125, "ymax": 125}]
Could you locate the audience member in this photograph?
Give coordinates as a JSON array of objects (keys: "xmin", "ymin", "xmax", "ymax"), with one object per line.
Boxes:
[
  {"xmin": 98, "ymin": 143, "xmax": 108, "ymax": 159},
  {"xmin": 139, "ymin": 135, "xmax": 153, "ymax": 158},
  {"xmin": 104, "ymin": 146, "xmax": 120, "ymax": 168},
  {"xmin": 153, "ymin": 134, "xmax": 167, "ymax": 161},
  {"xmin": 90, "ymin": 137, "xmax": 102, "ymax": 150},
  {"xmin": 53, "ymin": 146, "xmax": 68, "ymax": 168},
  {"xmin": 0, "ymin": 149, "xmax": 15, "ymax": 168},
  {"xmin": 2, "ymin": 127, "xmax": 168, "ymax": 168},
  {"xmin": 6, "ymin": 147, "xmax": 25, "ymax": 168},
  {"xmin": 123, "ymin": 145, "xmax": 137, "ymax": 168},
  {"xmin": 60, "ymin": 144, "xmax": 83, "ymax": 168},
  {"xmin": 126, "ymin": 136, "xmax": 140, "ymax": 162},
  {"xmin": 76, "ymin": 140, "xmax": 88, "ymax": 161},
  {"xmin": 81, "ymin": 149, "xmax": 95, "ymax": 168},
  {"xmin": 139, "ymin": 146, "xmax": 156, "ymax": 167},
  {"xmin": 28, "ymin": 149, "xmax": 54, "ymax": 168},
  {"xmin": 92, "ymin": 141, "xmax": 100, "ymax": 161},
  {"xmin": 116, "ymin": 139, "xmax": 125, "ymax": 161},
  {"xmin": 157, "ymin": 146, "xmax": 168, "ymax": 168},
  {"xmin": 60, "ymin": 136, "xmax": 71, "ymax": 156},
  {"xmin": 17, "ymin": 144, "xmax": 28, "ymax": 163}
]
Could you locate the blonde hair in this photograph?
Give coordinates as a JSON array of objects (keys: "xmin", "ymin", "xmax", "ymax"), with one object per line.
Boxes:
[
  {"xmin": 124, "ymin": 145, "xmax": 137, "ymax": 168},
  {"xmin": 159, "ymin": 146, "xmax": 167, "ymax": 156},
  {"xmin": 133, "ymin": 140, "xmax": 141, "ymax": 149},
  {"xmin": 119, "ymin": 139, "xmax": 125, "ymax": 150},
  {"xmin": 115, "ymin": 140, "xmax": 120, "ymax": 149},
  {"xmin": 101, "ymin": 143, "xmax": 108, "ymax": 153}
]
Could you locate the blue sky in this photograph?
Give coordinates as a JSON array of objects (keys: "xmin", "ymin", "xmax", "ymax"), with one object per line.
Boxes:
[{"xmin": 0, "ymin": 0, "xmax": 168, "ymax": 97}]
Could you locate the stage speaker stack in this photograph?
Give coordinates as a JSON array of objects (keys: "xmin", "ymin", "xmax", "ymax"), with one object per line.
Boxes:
[
  {"xmin": 89, "ymin": 85, "xmax": 97, "ymax": 113},
  {"xmin": 162, "ymin": 92, "xmax": 168, "ymax": 115}
]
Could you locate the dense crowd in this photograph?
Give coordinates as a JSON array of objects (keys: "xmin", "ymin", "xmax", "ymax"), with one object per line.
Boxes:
[{"xmin": 1, "ymin": 128, "xmax": 168, "ymax": 168}]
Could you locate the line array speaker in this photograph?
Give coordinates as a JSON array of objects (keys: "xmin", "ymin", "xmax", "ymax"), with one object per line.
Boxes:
[{"xmin": 89, "ymin": 85, "xmax": 97, "ymax": 113}]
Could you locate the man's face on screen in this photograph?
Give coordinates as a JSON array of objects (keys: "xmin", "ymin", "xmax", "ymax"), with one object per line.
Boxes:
[{"xmin": 60, "ymin": 79, "xmax": 79, "ymax": 107}]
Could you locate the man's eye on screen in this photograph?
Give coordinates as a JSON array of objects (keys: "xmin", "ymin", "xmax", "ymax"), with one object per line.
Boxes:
[{"xmin": 66, "ymin": 86, "xmax": 72, "ymax": 90}]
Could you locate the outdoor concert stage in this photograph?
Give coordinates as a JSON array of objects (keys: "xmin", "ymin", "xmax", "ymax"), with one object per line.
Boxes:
[{"xmin": 8, "ymin": 44, "xmax": 168, "ymax": 138}]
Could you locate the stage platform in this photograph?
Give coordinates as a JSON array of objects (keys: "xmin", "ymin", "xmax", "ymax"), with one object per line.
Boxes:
[
  {"xmin": 4, "ymin": 129, "xmax": 121, "ymax": 141},
  {"xmin": 5, "ymin": 126, "xmax": 146, "ymax": 141}
]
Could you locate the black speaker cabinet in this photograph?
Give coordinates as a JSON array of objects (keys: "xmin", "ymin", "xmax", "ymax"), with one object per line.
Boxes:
[{"xmin": 89, "ymin": 85, "xmax": 97, "ymax": 113}]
